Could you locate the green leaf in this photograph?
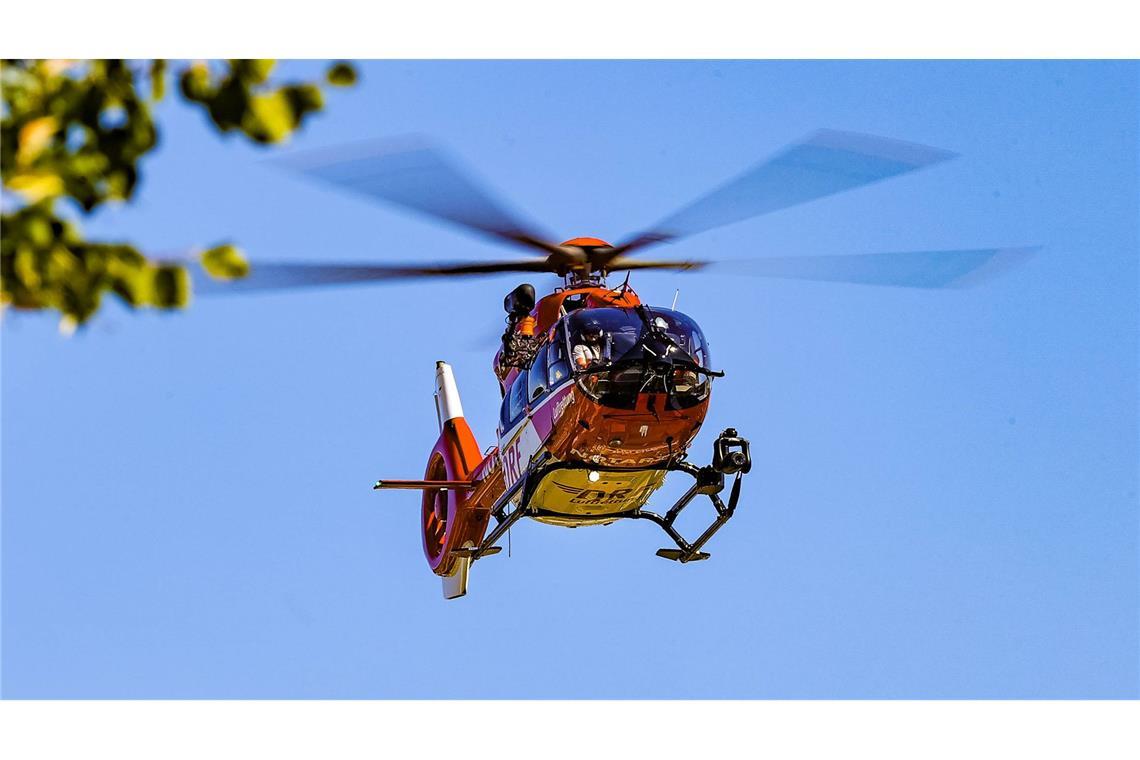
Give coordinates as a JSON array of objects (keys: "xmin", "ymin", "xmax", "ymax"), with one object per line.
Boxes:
[
  {"xmin": 25, "ymin": 214, "xmax": 54, "ymax": 247},
  {"xmin": 239, "ymin": 60, "xmax": 276, "ymax": 85},
  {"xmin": 7, "ymin": 171, "xmax": 64, "ymax": 202},
  {"xmin": 151, "ymin": 265, "xmax": 189, "ymax": 308},
  {"xmin": 1, "ymin": 58, "xmax": 355, "ymax": 327},
  {"xmin": 283, "ymin": 84, "xmax": 323, "ymax": 120},
  {"xmin": 110, "ymin": 267, "xmax": 147, "ymax": 307},
  {"xmin": 16, "ymin": 116, "xmax": 58, "ymax": 165},
  {"xmin": 200, "ymin": 244, "xmax": 250, "ymax": 280},
  {"xmin": 326, "ymin": 62, "xmax": 357, "ymax": 87},
  {"xmin": 245, "ymin": 91, "xmax": 295, "ymax": 143},
  {"xmin": 150, "ymin": 59, "xmax": 167, "ymax": 101},
  {"xmin": 179, "ymin": 63, "xmax": 213, "ymax": 101}
]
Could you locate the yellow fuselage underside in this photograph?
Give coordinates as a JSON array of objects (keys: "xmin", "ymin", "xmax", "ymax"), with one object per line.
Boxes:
[{"xmin": 528, "ymin": 467, "xmax": 667, "ymax": 527}]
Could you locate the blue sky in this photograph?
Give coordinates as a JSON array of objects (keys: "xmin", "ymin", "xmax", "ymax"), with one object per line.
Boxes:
[{"xmin": 2, "ymin": 60, "xmax": 1137, "ymax": 698}]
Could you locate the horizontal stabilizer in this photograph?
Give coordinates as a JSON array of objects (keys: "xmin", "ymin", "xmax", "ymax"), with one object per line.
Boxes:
[
  {"xmin": 373, "ymin": 479, "xmax": 475, "ymax": 491},
  {"xmin": 452, "ymin": 545, "xmax": 502, "ymax": 559}
]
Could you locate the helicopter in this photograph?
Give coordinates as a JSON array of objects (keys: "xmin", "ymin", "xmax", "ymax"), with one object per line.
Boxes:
[{"xmin": 198, "ymin": 129, "xmax": 1032, "ymax": 599}]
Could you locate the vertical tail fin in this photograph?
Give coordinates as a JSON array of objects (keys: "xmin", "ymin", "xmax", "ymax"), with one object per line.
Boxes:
[
  {"xmin": 430, "ymin": 361, "xmax": 484, "ymax": 600},
  {"xmin": 434, "ymin": 360, "xmax": 464, "ymax": 432}
]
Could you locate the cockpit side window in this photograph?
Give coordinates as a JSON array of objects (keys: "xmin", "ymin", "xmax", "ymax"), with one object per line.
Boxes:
[
  {"xmin": 528, "ymin": 344, "xmax": 549, "ymax": 402},
  {"xmin": 547, "ymin": 324, "xmax": 571, "ymax": 389},
  {"xmin": 508, "ymin": 373, "xmax": 524, "ymax": 428},
  {"xmin": 499, "ymin": 381, "xmax": 512, "ymax": 430},
  {"xmin": 501, "ymin": 371, "xmax": 529, "ymax": 430}
]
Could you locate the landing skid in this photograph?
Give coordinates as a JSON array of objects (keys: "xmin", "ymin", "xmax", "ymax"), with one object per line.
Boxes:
[
  {"xmin": 633, "ymin": 461, "xmax": 744, "ymax": 564},
  {"xmin": 466, "ymin": 428, "xmax": 751, "ymax": 567}
]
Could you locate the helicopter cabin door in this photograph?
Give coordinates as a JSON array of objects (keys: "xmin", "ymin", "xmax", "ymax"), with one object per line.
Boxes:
[
  {"xmin": 498, "ymin": 367, "xmax": 543, "ymax": 492},
  {"xmin": 497, "ymin": 339, "xmax": 574, "ymax": 494}
]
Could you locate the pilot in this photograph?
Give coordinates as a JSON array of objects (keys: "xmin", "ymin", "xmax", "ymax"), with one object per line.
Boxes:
[{"xmin": 573, "ymin": 320, "xmax": 605, "ymax": 369}]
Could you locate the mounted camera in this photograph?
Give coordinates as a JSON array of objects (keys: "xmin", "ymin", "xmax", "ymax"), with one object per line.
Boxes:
[
  {"xmin": 499, "ymin": 283, "xmax": 539, "ymax": 369},
  {"xmin": 712, "ymin": 428, "xmax": 752, "ymax": 475},
  {"xmin": 503, "ymin": 283, "xmax": 536, "ymax": 318}
]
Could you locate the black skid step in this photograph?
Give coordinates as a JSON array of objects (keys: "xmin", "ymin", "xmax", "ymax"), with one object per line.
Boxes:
[{"xmin": 655, "ymin": 548, "xmax": 711, "ymax": 563}]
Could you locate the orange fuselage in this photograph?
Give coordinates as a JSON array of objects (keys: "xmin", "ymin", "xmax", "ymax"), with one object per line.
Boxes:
[{"xmin": 478, "ymin": 276, "xmax": 710, "ymax": 524}]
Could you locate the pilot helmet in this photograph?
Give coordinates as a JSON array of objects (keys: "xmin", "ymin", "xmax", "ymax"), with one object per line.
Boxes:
[{"xmin": 582, "ymin": 320, "xmax": 603, "ymax": 343}]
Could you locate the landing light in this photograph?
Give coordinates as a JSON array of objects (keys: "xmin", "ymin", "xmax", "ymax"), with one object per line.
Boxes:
[{"xmin": 587, "ymin": 470, "xmax": 601, "ymax": 483}]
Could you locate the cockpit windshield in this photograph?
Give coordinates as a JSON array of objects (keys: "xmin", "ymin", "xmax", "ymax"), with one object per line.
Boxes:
[
  {"xmin": 566, "ymin": 307, "xmax": 710, "ymax": 368},
  {"xmin": 564, "ymin": 307, "xmax": 713, "ymax": 409}
]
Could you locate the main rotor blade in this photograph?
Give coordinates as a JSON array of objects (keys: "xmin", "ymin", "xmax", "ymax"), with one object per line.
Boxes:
[
  {"xmin": 273, "ymin": 138, "xmax": 558, "ymax": 255},
  {"xmin": 185, "ymin": 246, "xmax": 1030, "ymax": 298},
  {"xmin": 715, "ymin": 247, "xmax": 1036, "ymax": 288},
  {"xmin": 615, "ymin": 130, "xmax": 957, "ymax": 256},
  {"xmin": 192, "ymin": 259, "xmax": 553, "ymax": 294},
  {"xmin": 605, "ymin": 258, "xmax": 707, "ymax": 273}
]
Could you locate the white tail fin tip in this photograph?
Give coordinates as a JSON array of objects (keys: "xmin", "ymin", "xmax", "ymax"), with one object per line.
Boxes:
[{"xmin": 434, "ymin": 361, "xmax": 464, "ymax": 429}]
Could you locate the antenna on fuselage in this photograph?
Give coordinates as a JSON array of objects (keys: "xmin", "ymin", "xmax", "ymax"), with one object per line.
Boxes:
[{"xmin": 671, "ymin": 289, "xmax": 680, "ymax": 310}]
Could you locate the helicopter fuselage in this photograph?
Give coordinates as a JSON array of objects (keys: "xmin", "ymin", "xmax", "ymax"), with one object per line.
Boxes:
[
  {"xmin": 490, "ymin": 284, "xmax": 711, "ymax": 525},
  {"xmin": 376, "ymin": 262, "xmax": 750, "ymax": 599}
]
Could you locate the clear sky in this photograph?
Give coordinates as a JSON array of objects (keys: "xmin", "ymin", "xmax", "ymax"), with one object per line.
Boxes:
[{"xmin": 2, "ymin": 60, "xmax": 1137, "ymax": 698}]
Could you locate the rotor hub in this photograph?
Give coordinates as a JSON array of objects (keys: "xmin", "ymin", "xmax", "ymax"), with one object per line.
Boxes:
[{"xmin": 553, "ymin": 237, "xmax": 616, "ymax": 286}]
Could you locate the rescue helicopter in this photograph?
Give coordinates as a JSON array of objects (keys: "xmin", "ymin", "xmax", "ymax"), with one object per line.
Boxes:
[{"xmin": 199, "ymin": 129, "xmax": 1032, "ymax": 599}]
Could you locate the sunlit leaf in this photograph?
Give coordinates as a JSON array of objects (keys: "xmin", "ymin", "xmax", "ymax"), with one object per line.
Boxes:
[
  {"xmin": 245, "ymin": 59, "xmax": 276, "ymax": 84},
  {"xmin": 43, "ymin": 59, "xmax": 77, "ymax": 76},
  {"xmin": 200, "ymin": 244, "xmax": 250, "ymax": 280},
  {"xmin": 246, "ymin": 92, "xmax": 295, "ymax": 143},
  {"xmin": 13, "ymin": 248, "xmax": 42, "ymax": 289},
  {"xmin": 109, "ymin": 265, "xmax": 147, "ymax": 307},
  {"xmin": 6, "ymin": 171, "xmax": 64, "ymax": 201},
  {"xmin": 17, "ymin": 116, "xmax": 58, "ymax": 165},
  {"xmin": 1, "ymin": 58, "xmax": 350, "ymax": 326},
  {"xmin": 25, "ymin": 215, "xmax": 54, "ymax": 247},
  {"xmin": 180, "ymin": 62, "xmax": 213, "ymax": 100}
]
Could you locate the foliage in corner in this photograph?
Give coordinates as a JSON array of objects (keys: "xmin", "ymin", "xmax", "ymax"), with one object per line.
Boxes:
[{"xmin": 1, "ymin": 59, "xmax": 357, "ymax": 331}]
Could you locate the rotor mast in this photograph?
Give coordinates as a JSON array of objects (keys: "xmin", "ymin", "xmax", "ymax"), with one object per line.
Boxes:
[{"xmin": 555, "ymin": 237, "xmax": 614, "ymax": 289}]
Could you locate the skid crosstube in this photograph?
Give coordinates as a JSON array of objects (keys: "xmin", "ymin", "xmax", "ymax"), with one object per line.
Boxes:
[{"xmin": 463, "ymin": 428, "xmax": 751, "ymax": 566}]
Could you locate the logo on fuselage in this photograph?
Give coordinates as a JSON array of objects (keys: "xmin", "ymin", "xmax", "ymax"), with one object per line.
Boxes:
[
  {"xmin": 553, "ymin": 390, "xmax": 574, "ymax": 422},
  {"xmin": 501, "ymin": 419, "xmax": 544, "ymax": 487},
  {"xmin": 551, "ymin": 481, "xmax": 650, "ymax": 506},
  {"xmin": 502, "ymin": 440, "xmax": 524, "ymax": 485}
]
